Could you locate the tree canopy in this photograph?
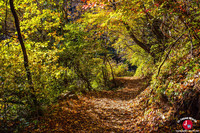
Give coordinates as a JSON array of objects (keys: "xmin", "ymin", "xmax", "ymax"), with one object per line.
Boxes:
[{"xmin": 0, "ymin": 0, "xmax": 200, "ymax": 132}]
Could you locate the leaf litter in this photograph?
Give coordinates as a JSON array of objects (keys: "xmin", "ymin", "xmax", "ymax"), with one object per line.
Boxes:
[{"xmin": 25, "ymin": 77, "xmax": 181, "ymax": 132}]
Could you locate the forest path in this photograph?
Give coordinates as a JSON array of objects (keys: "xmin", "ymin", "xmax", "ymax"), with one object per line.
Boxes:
[{"xmin": 32, "ymin": 77, "xmax": 170, "ymax": 132}]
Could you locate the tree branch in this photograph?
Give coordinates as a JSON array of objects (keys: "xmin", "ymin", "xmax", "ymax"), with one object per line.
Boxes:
[
  {"xmin": 156, "ymin": 33, "xmax": 184, "ymax": 78},
  {"xmin": 122, "ymin": 21, "xmax": 151, "ymax": 55}
]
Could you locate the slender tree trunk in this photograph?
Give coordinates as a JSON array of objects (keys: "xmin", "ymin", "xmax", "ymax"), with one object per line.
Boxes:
[
  {"xmin": 105, "ymin": 57, "xmax": 116, "ymax": 88},
  {"xmin": 75, "ymin": 62, "xmax": 92, "ymax": 91},
  {"xmin": 102, "ymin": 55, "xmax": 108, "ymax": 87},
  {"xmin": 4, "ymin": 0, "xmax": 8, "ymax": 39},
  {"xmin": 9, "ymin": 0, "xmax": 40, "ymax": 116}
]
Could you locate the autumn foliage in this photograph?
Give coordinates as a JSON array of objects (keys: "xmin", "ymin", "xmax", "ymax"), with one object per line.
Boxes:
[{"xmin": 0, "ymin": 0, "xmax": 200, "ymax": 132}]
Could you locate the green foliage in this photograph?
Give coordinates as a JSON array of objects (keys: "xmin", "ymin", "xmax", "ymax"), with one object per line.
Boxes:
[
  {"xmin": 1, "ymin": 0, "xmax": 200, "ymax": 131},
  {"xmin": 0, "ymin": 38, "xmax": 65, "ymax": 117}
]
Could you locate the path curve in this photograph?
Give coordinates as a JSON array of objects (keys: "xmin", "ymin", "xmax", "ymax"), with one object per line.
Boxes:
[{"xmin": 27, "ymin": 77, "xmax": 172, "ymax": 132}]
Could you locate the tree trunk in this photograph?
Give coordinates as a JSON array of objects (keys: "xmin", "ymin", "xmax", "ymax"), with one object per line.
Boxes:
[
  {"xmin": 74, "ymin": 62, "xmax": 92, "ymax": 91},
  {"xmin": 9, "ymin": 0, "xmax": 40, "ymax": 116},
  {"xmin": 122, "ymin": 21, "xmax": 152, "ymax": 56},
  {"xmin": 4, "ymin": 0, "xmax": 8, "ymax": 40},
  {"xmin": 102, "ymin": 55, "xmax": 108, "ymax": 87},
  {"xmin": 105, "ymin": 57, "xmax": 116, "ymax": 88}
]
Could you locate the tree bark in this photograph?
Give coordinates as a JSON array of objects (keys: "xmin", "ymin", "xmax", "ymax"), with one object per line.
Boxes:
[{"xmin": 9, "ymin": 0, "xmax": 40, "ymax": 116}]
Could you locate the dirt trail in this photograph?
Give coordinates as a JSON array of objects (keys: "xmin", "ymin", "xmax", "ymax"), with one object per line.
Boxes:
[{"xmin": 30, "ymin": 77, "xmax": 170, "ymax": 132}]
